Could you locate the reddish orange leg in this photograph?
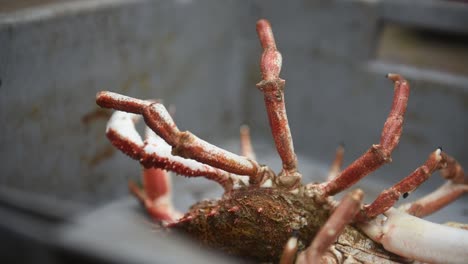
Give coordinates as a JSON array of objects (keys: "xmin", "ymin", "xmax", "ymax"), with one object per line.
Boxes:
[
  {"xmin": 129, "ymin": 168, "xmax": 182, "ymax": 223},
  {"xmin": 358, "ymin": 148, "xmax": 446, "ymax": 220},
  {"xmin": 255, "ymin": 19, "xmax": 301, "ymax": 189},
  {"xmin": 127, "ymin": 125, "xmax": 182, "ymax": 223},
  {"xmin": 399, "ymin": 154, "xmax": 467, "ymax": 217},
  {"xmin": 240, "ymin": 125, "xmax": 256, "ymax": 160},
  {"xmin": 279, "ymin": 232, "xmax": 299, "ymax": 264},
  {"xmin": 143, "ymin": 167, "xmax": 170, "ymax": 202},
  {"xmin": 296, "ymin": 189, "xmax": 364, "ymax": 264},
  {"xmin": 102, "ymin": 109, "xmax": 236, "ymax": 191},
  {"xmin": 97, "ymin": 92, "xmax": 275, "ymax": 186},
  {"xmin": 318, "ymin": 74, "xmax": 410, "ymax": 196},
  {"xmin": 327, "ymin": 144, "xmax": 345, "ymax": 181}
]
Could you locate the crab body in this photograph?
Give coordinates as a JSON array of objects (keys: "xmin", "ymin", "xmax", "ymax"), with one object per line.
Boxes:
[
  {"xmin": 173, "ymin": 187, "xmax": 328, "ymax": 261},
  {"xmin": 172, "ymin": 187, "xmax": 403, "ymax": 263},
  {"xmin": 96, "ymin": 19, "xmax": 468, "ymax": 263}
]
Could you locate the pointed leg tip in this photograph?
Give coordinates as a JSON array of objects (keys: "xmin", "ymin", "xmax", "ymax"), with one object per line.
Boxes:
[
  {"xmin": 96, "ymin": 91, "xmax": 108, "ymax": 105},
  {"xmin": 96, "ymin": 90, "xmax": 106, "ymax": 98},
  {"xmin": 386, "ymin": 73, "xmax": 404, "ymax": 83},
  {"xmin": 351, "ymin": 189, "xmax": 364, "ymax": 201},
  {"xmin": 256, "ymin": 19, "xmax": 276, "ymax": 51},
  {"xmin": 256, "ymin": 18, "xmax": 271, "ymax": 28},
  {"xmin": 434, "ymin": 147, "xmax": 444, "ymax": 162},
  {"xmin": 436, "ymin": 147, "xmax": 442, "ymax": 156},
  {"xmin": 240, "ymin": 124, "xmax": 250, "ymax": 133},
  {"xmin": 256, "ymin": 19, "xmax": 271, "ymax": 35}
]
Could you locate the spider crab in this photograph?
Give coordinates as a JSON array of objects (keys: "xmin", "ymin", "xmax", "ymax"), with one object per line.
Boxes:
[{"xmin": 96, "ymin": 19, "xmax": 468, "ymax": 263}]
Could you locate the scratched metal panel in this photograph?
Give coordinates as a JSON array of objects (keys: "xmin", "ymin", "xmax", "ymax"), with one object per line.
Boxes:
[{"xmin": 0, "ymin": 0, "xmax": 247, "ymax": 207}]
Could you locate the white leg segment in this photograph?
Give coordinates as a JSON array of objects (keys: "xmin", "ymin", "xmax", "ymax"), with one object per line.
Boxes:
[{"xmin": 358, "ymin": 208, "xmax": 468, "ymax": 264}]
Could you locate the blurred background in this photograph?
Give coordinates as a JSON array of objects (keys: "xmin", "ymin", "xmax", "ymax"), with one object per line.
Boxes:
[{"xmin": 1, "ymin": 0, "xmax": 467, "ymax": 263}]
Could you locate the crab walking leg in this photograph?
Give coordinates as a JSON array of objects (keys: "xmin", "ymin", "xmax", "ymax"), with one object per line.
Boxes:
[
  {"xmin": 445, "ymin": 222, "xmax": 468, "ymax": 230},
  {"xmin": 360, "ymin": 148, "xmax": 446, "ymax": 219},
  {"xmin": 359, "ymin": 208, "xmax": 468, "ymax": 264},
  {"xmin": 319, "ymin": 74, "xmax": 409, "ymax": 196},
  {"xmin": 142, "ymin": 128, "xmax": 235, "ymax": 190},
  {"xmin": 103, "ymin": 109, "xmax": 234, "ymax": 190},
  {"xmin": 255, "ymin": 20, "xmax": 301, "ymax": 189},
  {"xmin": 97, "ymin": 91, "xmax": 272, "ymax": 185},
  {"xmin": 128, "ymin": 169, "xmax": 182, "ymax": 223},
  {"xmin": 141, "ymin": 128, "xmax": 177, "ymax": 206},
  {"xmin": 143, "ymin": 102, "xmax": 273, "ymax": 185},
  {"xmin": 96, "ymin": 91, "xmax": 152, "ymax": 114},
  {"xmin": 279, "ymin": 234, "xmax": 298, "ymax": 264},
  {"xmin": 296, "ymin": 189, "xmax": 364, "ymax": 264},
  {"xmin": 440, "ymin": 153, "xmax": 465, "ymax": 184},
  {"xmin": 240, "ymin": 125, "xmax": 256, "ymax": 160},
  {"xmin": 144, "ymin": 125, "xmax": 173, "ymax": 200},
  {"xmin": 399, "ymin": 183, "xmax": 468, "ymax": 218},
  {"xmin": 143, "ymin": 167, "xmax": 171, "ymax": 202},
  {"xmin": 327, "ymin": 144, "xmax": 345, "ymax": 181},
  {"xmin": 399, "ymin": 154, "xmax": 467, "ymax": 217}
]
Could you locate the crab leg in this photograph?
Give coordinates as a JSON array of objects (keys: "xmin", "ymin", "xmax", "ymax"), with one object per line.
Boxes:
[
  {"xmin": 103, "ymin": 109, "xmax": 234, "ymax": 191},
  {"xmin": 319, "ymin": 74, "xmax": 409, "ymax": 196},
  {"xmin": 97, "ymin": 91, "xmax": 274, "ymax": 186},
  {"xmin": 128, "ymin": 169, "xmax": 182, "ymax": 223},
  {"xmin": 399, "ymin": 154, "xmax": 467, "ymax": 217},
  {"xmin": 240, "ymin": 125, "xmax": 256, "ymax": 160},
  {"xmin": 144, "ymin": 127, "xmax": 174, "ymax": 199},
  {"xmin": 142, "ymin": 166, "xmax": 171, "ymax": 202},
  {"xmin": 358, "ymin": 208, "xmax": 468, "ymax": 264},
  {"xmin": 143, "ymin": 127, "xmax": 237, "ymax": 190},
  {"xmin": 296, "ymin": 189, "xmax": 363, "ymax": 264},
  {"xmin": 400, "ymin": 183, "xmax": 468, "ymax": 218},
  {"xmin": 360, "ymin": 148, "xmax": 446, "ymax": 220},
  {"xmin": 123, "ymin": 126, "xmax": 181, "ymax": 222},
  {"xmin": 279, "ymin": 232, "xmax": 299, "ymax": 264},
  {"xmin": 255, "ymin": 19, "xmax": 301, "ymax": 190},
  {"xmin": 327, "ymin": 144, "xmax": 345, "ymax": 181}
]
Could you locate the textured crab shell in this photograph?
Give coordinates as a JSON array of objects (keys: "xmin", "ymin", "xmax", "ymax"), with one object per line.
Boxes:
[{"xmin": 171, "ymin": 187, "xmax": 404, "ymax": 263}]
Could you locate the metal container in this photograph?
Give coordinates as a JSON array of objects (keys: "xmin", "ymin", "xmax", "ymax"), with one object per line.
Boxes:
[{"xmin": 1, "ymin": 0, "xmax": 467, "ymax": 263}]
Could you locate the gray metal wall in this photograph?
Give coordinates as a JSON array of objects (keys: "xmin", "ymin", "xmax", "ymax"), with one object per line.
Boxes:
[{"xmin": 1, "ymin": 0, "xmax": 467, "ymax": 212}]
